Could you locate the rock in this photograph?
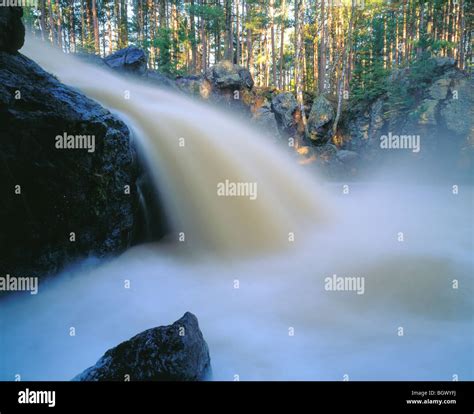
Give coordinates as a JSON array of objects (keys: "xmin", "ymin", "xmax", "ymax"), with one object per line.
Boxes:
[
  {"xmin": 336, "ymin": 150, "xmax": 359, "ymax": 163},
  {"xmin": 146, "ymin": 71, "xmax": 177, "ymax": 90},
  {"xmin": 440, "ymin": 77, "xmax": 474, "ymax": 137},
  {"xmin": 418, "ymin": 99, "xmax": 438, "ymax": 126},
  {"xmin": 271, "ymin": 92, "xmax": 298, "ymax": 135},
  {"xmin": 0, "ymin": 6, "xmax": 24, "ymax": 53},
  {"xmin": 433, "ymin": 56, "xmax": 456, "ymax": 69},
  {"xmin": 428, "ymin": 78, "xmax": 451, "ymax": 100},
  {"xmin": 74, "ymin": 312, "xmax": 211, "ymax": 381},
  {"xmin": 104, "ymin": 47, "xmax": 147, "ymax": 76},
  {"xmin": 307, "ymin": 95, "xmax": 335, "ymax": 142},
  {"xmin": 205, "ymin": 60, "xmax": 254, "ymax": 90},
  {"xmin": 176, "ymin": 75, "xmax": 201, "ymax": 94},
  {"xmin": 75, "ymin": 52, "xmax": 108, "ymax": 68},
  {"xmin": 252, "ymin": 101, "xmax": 280, "ymax": 138},
  {"xmin": 0, "ymin": 51, "xmax": 142, "ymax": 278}
]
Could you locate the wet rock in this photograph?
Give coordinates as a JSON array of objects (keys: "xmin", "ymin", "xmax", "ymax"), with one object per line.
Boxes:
[
  {"xmin": 74, "ymin": 312, "xmax": 211, "ymax": 381},
  {"xmin": 0, "ymin": 51, "xmax": 142, "ymax": 278}
]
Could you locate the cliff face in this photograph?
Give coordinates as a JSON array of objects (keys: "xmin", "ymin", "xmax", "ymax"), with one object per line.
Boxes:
[{"xmin": 0, "ymin": 7, "xmax": 146, "ymax": 279}]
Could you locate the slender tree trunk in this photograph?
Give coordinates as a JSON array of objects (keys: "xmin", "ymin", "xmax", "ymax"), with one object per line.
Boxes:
[
  {"xmin": 69, "ymin": 0, "xmax": 76, "ymax": 52},
  {"xmin": 269, "ymin": 0, "xmax": 277, "ymax": 85},
  {"xmin": 107, "ymin": 1, "xmax": 113, "ymax": 54},
  {"xmin": 295, "ymin": 0, "xmax": 308, "ymax": 138},
  {"xmin": 236, "ymin": 0, "xmax": 240, "ymax": 65},
  {"xmin": 40, "ymin": 0, "xmax": 47, "ymax": 41},
  {"xmin": 224, "ymin": 0, "xmax": 233, "ymax": 61},
  {"xmin": 47, "ymin": 0, "xmax": 56, "ymax": 45},
  {"xmin": 201, "ymin": 0, "xmax": 208, "ymax": 71},
  {"xmin": 279, "ymin": 0, "xmax": 286, "ymax": 89},
  {"xmin": 92, "ymin": 0, "xmax": 100, "ymax": 53},
  {"xmin": 190, "ymin": 0, "xmax": 197, "ymax": 71},
  {"xmin": 333, "ymin": 0, "xmax": 355, "ymax": 139},
  {"xmin": 318, "ymin": 0, "xmax": 326, "ymax": 94}
]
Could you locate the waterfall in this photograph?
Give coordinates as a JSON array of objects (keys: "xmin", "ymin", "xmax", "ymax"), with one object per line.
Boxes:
[{"xmin": 0, "ymin": 39, "xmax": 471, "ymax": 381}]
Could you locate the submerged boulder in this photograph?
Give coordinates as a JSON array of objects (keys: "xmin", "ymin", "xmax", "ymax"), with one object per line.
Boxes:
[
  {"xmin": 74, "ymin": 312, "xmax": 211, "ymax": 381},
  {"xmin": 0, "ymin": 6, "xmax": 24, "ymax": 53},
  {"xmin": 0, "ymin": 50, "xmax": 141, "ymax": 277}
]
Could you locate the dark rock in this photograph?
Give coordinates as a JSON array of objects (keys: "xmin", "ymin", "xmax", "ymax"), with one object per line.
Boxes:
[
  {"xmin": 271, "ymin": 92, "xmax": 298, "ymax": 135},
  {"xmin": 0, "ymin": 6, "xmax": 25, "ymax": 53},
  {"xmin": 104, "ymin": 47, "xmax": 147, "ymax": 76},
  {"xmin": 74, "ymin": 312, "xmax": 211, "ymax": 381},
  {"xmin": 0, "ymin": 51, "xmax": 141, "ymax": 278}
]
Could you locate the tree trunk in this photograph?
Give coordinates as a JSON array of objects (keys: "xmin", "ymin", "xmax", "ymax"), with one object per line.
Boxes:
[
  {"xmin": 318, "ymin": 0, "xmax": 326, "ymax": 94},
  {"xmin": 92, "ymin": 0, "xmax": 100, "ymax": 53},
  {"xmin": 332, "ymin": 0, "xmax": 355, "ymax": 139},
  {"xmin": 270, "ymin": 0, "xmax": 277, "ymax": 85},
  {"xmin": 279, "ymin": 0, "xmax": 286, "ymax": 89},
  {"xmin": 295, "ymin": 0, "xmax": 308, "ymax": 138}
]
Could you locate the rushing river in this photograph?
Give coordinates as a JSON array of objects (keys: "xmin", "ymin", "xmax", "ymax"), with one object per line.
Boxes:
[{"xmin": 0, "ymin": 39, "xmax": 472, "ymax": 381}]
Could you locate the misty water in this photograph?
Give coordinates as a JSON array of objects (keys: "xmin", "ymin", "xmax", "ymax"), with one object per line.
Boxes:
[{"xmin": 0, "ymin": 40, "xmax": 472, "ymax": 381}]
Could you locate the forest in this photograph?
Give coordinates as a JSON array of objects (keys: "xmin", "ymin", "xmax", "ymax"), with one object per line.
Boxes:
[{"xmin": 23, "ymin": 0, "xmax": 471, "ymax": 103}]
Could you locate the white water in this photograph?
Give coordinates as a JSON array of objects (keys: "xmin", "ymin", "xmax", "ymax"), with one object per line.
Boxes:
[{"xmin": 0, "ymin": 40, "xmax": 472, "ymax": 381}]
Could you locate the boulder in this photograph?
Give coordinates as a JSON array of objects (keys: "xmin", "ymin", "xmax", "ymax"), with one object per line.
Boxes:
[
  {"xmin": 74, "ymin": 312, "xmax": 211, "ymax": 381},
  {"xmin": 205, "ymin": 60, "xmax": 254, "ymax": 90},
  {"xmin": 271, "ymin": 92, "xmax": 298, "ymax": 135},
  {"xmin": 0, "ymin": 6, "xmax": 24, "ymax": 53},
  {"xmin": 0, "ymin": 51, "xmax": 142, "ymax": 278},
  {"xmin": 252, "ymin": 101, "xmax": 280, "ymax": 138},
  {"xmin": 104, "ymin": 46, "xmax": 147, "ymax": 76},
  {"xmin": 146, "ymin": 70, "xmax": 178, "ymax": 90},
  {"xmin": 336, "ymin": 149, "xmax": 359, "ymax": 163},
  {"xmin": 440, "ymin": 77, "xmax": 474, "ymax": 137},
  {"xmin": 307, "ymin": 95, "xmax": 335, "ymax": 142},
  {"xmin": 417, "ymin": 99, "xmax": 438, "ymax": 126}
]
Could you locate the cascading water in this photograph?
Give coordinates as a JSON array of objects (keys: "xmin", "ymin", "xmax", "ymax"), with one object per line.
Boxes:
[{"xmin": 0, "ymin": 39, "xmax": 472, "ymax": 381}]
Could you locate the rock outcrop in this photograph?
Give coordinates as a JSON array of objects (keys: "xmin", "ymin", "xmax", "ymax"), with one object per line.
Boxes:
[
  {"xmin": 0, "ymin": 7, "xmax": 154, "ymax": 278},
  {"xmin": 307, "ymin": 95, "xmax": 335, "ymax": 143},
  {"xmin": 74, "ymin": 313, "xmax": 211, "ymax": 381}
]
